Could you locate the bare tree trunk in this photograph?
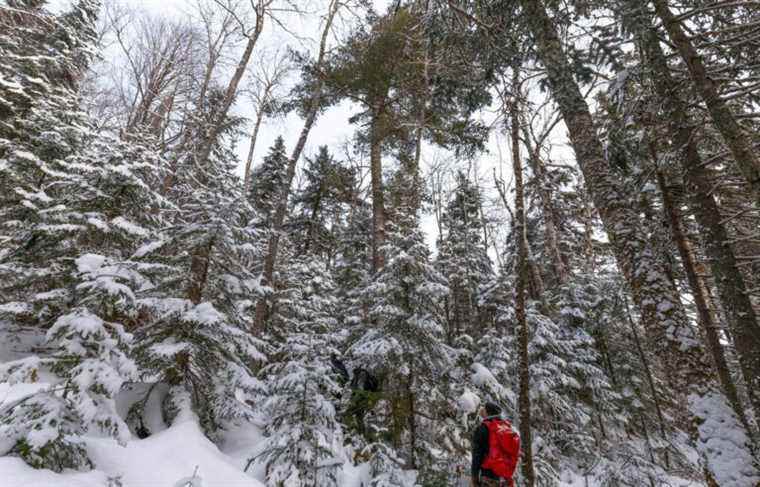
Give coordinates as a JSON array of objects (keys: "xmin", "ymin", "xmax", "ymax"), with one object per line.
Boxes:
[
  {"xmin": 185, "ymin": 10, "xmax": 263, "ymax": 309},
  {"xmin": 651, "ymin": 0, "xmax": 760, "ymax": 204},
  {"xmin": 148, "ymin": 90, "xmax": 175, "ymax": 146},
  {"xmin": 636, "ymin": 17, "xmax": 760, "ymax": 427},
  {"xmin": 369, "ymin": 101, "xmax": 387, "ymax": 274},
  {"xmin": 510, "ymin": 67, "xmax": 536, "ymax": 487},
  {"xmin": 187, "ymin": 237, "xmax": 215, "ymax": 304},
  {"xmin": 197, "ymin": 4, "xmax": 265, "ymax": 166},
  {"xmin": 302, "ymin": 190, "xmax": 323, "ymax": 255},
  {"xmin": 517, "ymin": 1, "xmax": 758, "ymax": 481},
  {"xmin": 253, "ymin": 0, "xmax": 340, "ymax": 332},
  {"xmin": 407, "ymin": 375, "xmax": 417, "ymax": 469},
  {"xmin": 581, "ymin": 191, "xmax": 596, "ymax": 274},
  {"xmin": 410, "ymin": 4, "xmax": 430, "ymax": 214},
  {"xmin": 243, "ymin": 108, "xmax": 265, "ymax": 189}
]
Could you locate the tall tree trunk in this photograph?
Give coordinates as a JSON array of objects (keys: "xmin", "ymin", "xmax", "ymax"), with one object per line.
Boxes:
[
  {"xmin": 510, "ymin": 67, "xmax": 536, "ymax": 487},
  {"xmin": 517, "ymin": 1, "xmax": 759, "ymax": 482},
  {"xmin": 253, "ymin": 0, "xmax": 340, "ymax": 332},
  {"xmin": 407, "ymin": 375, "xmax": 417, "ymax": 469},
  {"xmin": 243, "ymin": 107, "xmax": 265, "ymax": 190},
  {"xmin": 637, "ymin": 191, "xmax": 683, "ymax": 301},
  {"xmin": 302, "ymin": 190, "xmax": 323, "ymax": 255},
  {"xmin": 580, "ymin": 191, "xmax": 596, "ymax": 273},
  {"xmin": 657, "ymin": 170, "xmax": 753, "ymax": 436},
  {"xmin": 651, "ymin": 0, "xmax": 760, "ymax": 204},
  {"xmin": 410, "ymin": 3, "xmax": 430, "ymax": 214},
  {"xmin": 196, "ymin": 3, "xmax": 266, "ymax": 167},
  {"xmin": 635, "ymin": 14, "xmax": 760, "ymax": 427},
  {"xmin": 369, "ymin": 101, "xmax": 387, "ymax": 273}
]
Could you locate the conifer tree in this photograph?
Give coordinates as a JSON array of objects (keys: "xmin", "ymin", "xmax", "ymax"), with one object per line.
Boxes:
[
  {"xmin": 0, "ymin": 0, "xmax": 171, "ymax": 471},
  {"xmin": 511, "ymin": 1, "xmax": 760, "ymax": 482},
  {"xmin": 292, "ymin": 145, "xmax": 355, "ymax": 258},
  {"xmin": 436, "ymin": 172, "xmax": 493, "ymax": 341},
  {"xmin": 320, "ymin": 5, "xmax": 490, "ymax": 272},
  {"xmin": 349, "ymin": 182, "xmax": 451, "ymax": 472},
  {"xmin": 132, "ymin": 87, "xmax": 266, "ymax": 437},
  {"xmin": 254, "ymin": 260, "xmax": 346, "ymax": 486},
  {"xmin": 249, "ymin": 136, "xmax": 289, "ymax": 228}
]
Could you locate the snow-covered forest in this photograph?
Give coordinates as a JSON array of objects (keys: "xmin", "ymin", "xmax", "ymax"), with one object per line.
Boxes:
[{"xmin": 1, "ymin": 0, "xmax": 759, "ymax": 485}]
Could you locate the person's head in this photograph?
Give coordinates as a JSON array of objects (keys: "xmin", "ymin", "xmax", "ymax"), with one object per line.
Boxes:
[{"xmin": 479, "ymin": 402, "xmax": 501, "ymax": 418}]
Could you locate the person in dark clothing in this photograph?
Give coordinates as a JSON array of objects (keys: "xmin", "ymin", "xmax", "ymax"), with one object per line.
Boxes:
[
  {"xmin": 471, "ymin": 402, "xmax": 520, "ymax": 487},
  {"xmin": 346, "ymin": 367, "xmax": 380, "ymax": 435},
  {"xmin": 350, "ymin": 367, "xmax": 378, "ymax": 392},
  {"xmin": 330, "ymin": 353, "xmax": 350, "ymax": 384},
  {"xmin": 472, "ymin": 402, "xmax": 503, "ymax": 486}
]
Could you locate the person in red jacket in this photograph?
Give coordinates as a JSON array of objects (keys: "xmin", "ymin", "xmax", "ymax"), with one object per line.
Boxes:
[{"xmin": 471, "ymin": 402, "xmax": 520, "ymax": 487}]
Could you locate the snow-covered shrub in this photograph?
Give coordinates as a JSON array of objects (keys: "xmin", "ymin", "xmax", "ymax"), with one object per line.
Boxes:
[
  {"xmin": 133, "ymin": 300, "xmax": 264, "ymax": 436},
  {"xmin": 0, "ymin": 308, "xmax": 136, "ymax": 471}
]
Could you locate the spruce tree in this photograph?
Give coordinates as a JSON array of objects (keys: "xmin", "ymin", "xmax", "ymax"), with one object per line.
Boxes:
[
  {"xmin": 292, "ymin": 145, "xmax": 356, "ymax": 258},
  {"xmin": 132, "ymin": 84, "xmax": 266, "ymax": 438},
  {"xmin": 249, "ymin": 136, "xmax": 289, "ymax": 229},
  {"xmin": 348, "ymin": 191, "xmax": 451, "ymax": 474},
  {"xmin": 254, "ymin": 260, "xmax": 346, "ymax": 487},
  {"xmin": 0, "ymin": 0, "xmax": 171, "ymax": 471},
  {"xmin": 436, "ymin": 172, "xmax": 493, "ymax": 341}
]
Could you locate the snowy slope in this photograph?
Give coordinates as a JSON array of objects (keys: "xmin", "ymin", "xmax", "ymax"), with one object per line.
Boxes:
[
  {"xmin": 0, "ymin": 417, "xmax": 266, "ymax": 487},
  {"xmin": 0, "ymin": 323, "xmax": 261, "ymax": 487}
]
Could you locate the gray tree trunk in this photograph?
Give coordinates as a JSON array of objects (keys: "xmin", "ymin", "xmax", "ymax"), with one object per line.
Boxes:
[
  {"xmin": 635, "ymin": 14, "xmax": 760, "ymax": 431},
  {"xmin": 510, "ymin": 67, "xmax": 536, "ymax": 487},
  {"xmin": 369, "ymin": 100, "xmax": 387, "ymax": 273},
  {"xmin": 651, "ymin": 0, "xmax": 760, "ymax": 205},
  {"xmin": 253, "ymin": 0, "xmax": 340, "ymax": 331},
  {"xmin": 517, "ymin": 1, "xmax": 759, "ymax": 483}
]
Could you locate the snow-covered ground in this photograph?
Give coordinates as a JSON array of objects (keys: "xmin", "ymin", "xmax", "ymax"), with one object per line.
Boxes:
[
  {"xmin": 0, "ymin": 400, "xmax": 371, "ymax": 487},
  {"xmin": 0, "ymin": 323, "xmax": 702, "ymax": 487},
  {"xmin": 0, "ymin": 418, "xmax": 263, "ymax": 487},
  {"xmin": 0, "ymin": 409, "xmax": 702, "ymax": 487},
  {"xmin": 0, "ymin": 320, "xmax": 365, "ymax": 487}
]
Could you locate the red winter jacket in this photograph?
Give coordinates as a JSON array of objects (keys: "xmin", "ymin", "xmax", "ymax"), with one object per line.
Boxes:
[{"xmin": 472, "ymin": 417, "xmax": 520, "ymax": 485}]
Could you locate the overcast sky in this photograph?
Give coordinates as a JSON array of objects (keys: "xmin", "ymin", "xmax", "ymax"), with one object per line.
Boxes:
[{"xmin": 50, "ymin": 0, "xmax": 576, "ymax": 254}]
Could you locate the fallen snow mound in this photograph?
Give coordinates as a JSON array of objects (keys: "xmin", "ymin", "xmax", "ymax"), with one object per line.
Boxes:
[{"xmin": 0, "ymin": 419, "xmax": 265, "ymax": 487}]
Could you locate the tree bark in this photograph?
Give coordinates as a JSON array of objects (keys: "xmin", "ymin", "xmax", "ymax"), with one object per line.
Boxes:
[
  {"xmin": 253, "ymin": 0, "xmax": 340, "ymax": 332},
  {"xmin": 187, "ymin": 237, "xmax": 215, "ymax": 304},
  {"xmin": 243, "ymin": 108, "xmax": 265, "ymax": 190},
  {"xmin": 185, "ymin": 12, "xmax": 262, "ymax": 311},
  {"xmin": 636, "ymin": 15, "xmax": 760, "ymax": 428},
  {"xmin": 651, "ymin": 0, "xmax": 760, "ymax": 204},
  {"xmin": 369, "ymin": 101, "xmax": 387, "ymax": 273},
  {"xmin": 657, "ymin": 170, "xmax": 752, "ymax": 435},
  {"xmin": 517, "ymin": 0, "xmax": 758, "ymax": 481},
  {"xmin": 580, "ymin": 191, "xmax": 596, "ymax": 274},
  {"xmin": 302, "ymin": 187, "xmax": 323, "ymax": 255},
  {"xmin": 197, "ymin": 4, "xmax": 265, "ymax": 167},
  {"xmin": 510, "ymin": 67, "xmax": 536, "ymax": 487},
  {"xmin": 407, "ymin": 376, "xmax": 417, "ymax": 469}
]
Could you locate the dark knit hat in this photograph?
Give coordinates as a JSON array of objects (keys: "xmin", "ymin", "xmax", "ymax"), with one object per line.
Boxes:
[{"xmin": 484, "ymin": 402, "xmax": 502, "ymax": 416}]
